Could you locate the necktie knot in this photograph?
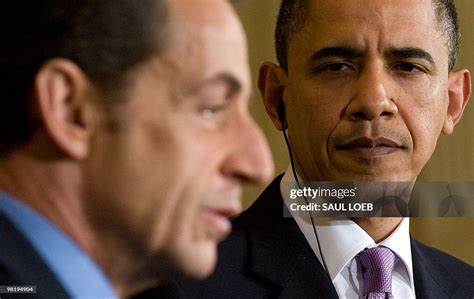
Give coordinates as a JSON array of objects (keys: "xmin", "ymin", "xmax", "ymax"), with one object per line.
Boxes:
[{"xmin": 358, "ymin": 246, "xmax": 397, "ymax": 299}]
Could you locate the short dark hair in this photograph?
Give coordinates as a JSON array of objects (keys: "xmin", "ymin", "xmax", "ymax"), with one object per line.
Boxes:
[
  {"xmin": 433, "ymin": 0, "xmax": 460, "ymax": 70},
  {"xmin": 0, "ymin": 0, "xmax": 169, "ymax": 153},
  {"xmin": 275, "ymin": 0, "xmax": 460, "ymax": 71}
]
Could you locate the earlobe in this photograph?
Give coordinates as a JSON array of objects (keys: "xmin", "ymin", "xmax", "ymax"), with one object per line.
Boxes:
[
  {"xmin": 34, "ymin": 59, "xmax": 96, "ymax": 160},
  {"xmin": 442, "ymin": 69, "xmax": 471, "ymax": 135},
  {"xmin": 258, "ymin": 62, "xmax": 288, "ymax": 131}
]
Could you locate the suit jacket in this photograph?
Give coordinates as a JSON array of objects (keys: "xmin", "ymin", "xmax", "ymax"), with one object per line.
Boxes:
[
  {"xmin": 137, "ymin": 175, "xmax": 474, "ymax": 299},
  {"xmin": 0, "ymin": 212, "xmax": 69, "ymax": 299}
]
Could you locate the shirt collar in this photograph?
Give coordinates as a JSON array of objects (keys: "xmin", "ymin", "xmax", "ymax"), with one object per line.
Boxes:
[
  {"xmin": 280, "ymin": 167, "xmax": 413, "ymax": 289},
  {"xmin": 0, "ymin": 192, "xmax": 117, "ymax": 299},
  {"xmin": 378, "ymin": 216, "xmax": 414, "ymax": 289}
]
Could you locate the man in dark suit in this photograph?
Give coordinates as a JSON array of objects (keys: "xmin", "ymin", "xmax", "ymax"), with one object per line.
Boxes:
[
  {"xmin": 138, "ymin": 0, "xmax": 474, "ymax": 298},
  {"xmin": 0, "ymin": 0, "xmax": 273, "ymax": 298}
]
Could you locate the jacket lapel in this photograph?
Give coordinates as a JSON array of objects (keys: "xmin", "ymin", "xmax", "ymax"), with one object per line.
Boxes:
[
  {"xmin": 239, "ymin": 175, "xmax": 339, "ymax": 298},
  {"xmin": 411, "ymin": 238, "xmax": 461, "ymax": 298}
]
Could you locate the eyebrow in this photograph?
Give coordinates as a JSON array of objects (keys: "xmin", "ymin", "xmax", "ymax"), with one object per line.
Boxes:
[
  {"xmin": 193, "ymin": 72, "xmax": 253, "ymax": 102},
  {"xmin": 309, "ymin": 46, "xmax": 364, "ymax": 62},
  {"xmin": 308, "ymin": 46, "xmax": 435, "ymax": 66},
  {"xmin": 206, "ymin": 72, "xmax": 242, "ymax": 94},
  {"xmin": 384, "ymin": 47, "xmax": 435, "ymax": 65}
]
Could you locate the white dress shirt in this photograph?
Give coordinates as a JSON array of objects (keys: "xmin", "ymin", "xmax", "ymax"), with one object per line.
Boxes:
[{"xmin": 280, "ymin": 168, "xmax": 416, "ymax": 298}]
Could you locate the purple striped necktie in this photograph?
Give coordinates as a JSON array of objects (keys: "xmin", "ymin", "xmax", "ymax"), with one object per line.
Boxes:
[{"xmin": 357, "ymin": 246, "xmax": 398, "ymax": 299}]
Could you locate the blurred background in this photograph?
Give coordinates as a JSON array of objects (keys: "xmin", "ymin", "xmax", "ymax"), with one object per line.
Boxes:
[{"xmin": 234, "ymin": 0, "xmax": 473, "ymax": 265}]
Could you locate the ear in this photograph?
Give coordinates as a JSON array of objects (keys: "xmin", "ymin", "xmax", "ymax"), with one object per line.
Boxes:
[
  {"xmin": 34, "ymin": 59, "xmax": 97, "ymax": 160},
  {"xmin": 258, "ymin": 62, "xmax": 288, "ymax": 130},
  {"xmin": 442, "ymin": 69, "xmax": 471, "ymax": 135}
]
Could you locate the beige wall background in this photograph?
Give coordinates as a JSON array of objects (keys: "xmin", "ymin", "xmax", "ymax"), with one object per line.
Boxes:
[{"xmin": 234, "ymin": 0, "xmax": 473, "ymax": 265}]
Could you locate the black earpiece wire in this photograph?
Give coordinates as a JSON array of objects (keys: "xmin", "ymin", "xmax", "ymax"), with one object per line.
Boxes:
[{"xmin": 279, "ymin": 100, "xmax": 331, "ymax": 280}]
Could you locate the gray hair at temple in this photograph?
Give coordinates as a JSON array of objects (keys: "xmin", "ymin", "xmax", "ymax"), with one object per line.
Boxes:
[{"xmin": 275, "ymin": 0, "xmax": 460, "ymax": 71}]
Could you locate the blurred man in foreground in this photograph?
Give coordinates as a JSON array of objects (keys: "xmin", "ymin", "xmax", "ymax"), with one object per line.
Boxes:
[
  {"xmin": 143, "ymin": 0, "xmax": 474, "ymax": 298},
  {"xmin": 0, "ymin": 0, "xmax": 273, "ymax": 297}
]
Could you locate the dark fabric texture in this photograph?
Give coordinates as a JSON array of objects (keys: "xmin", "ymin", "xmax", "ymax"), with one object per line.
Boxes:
[
  {"xmin": 0, "ymin": 212, "xmax": 69, "ymax": 299},
  {"xmin": 136, "ymin": 175, "xmax": 474, "ymax": 299}
]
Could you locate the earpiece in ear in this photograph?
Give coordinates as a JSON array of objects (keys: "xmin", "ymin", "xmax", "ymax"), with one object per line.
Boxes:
[{"xmin": 277, "ymin": 99, "xmax": 287, "ymax": 129}]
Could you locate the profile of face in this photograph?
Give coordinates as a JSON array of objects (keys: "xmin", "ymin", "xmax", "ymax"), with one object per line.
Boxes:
[
  {"xmin": 260, "ymin": 0, "xmax": 470, "ymax": 182},
  {"xmin": 82, "ymin": 0, "xmax": 273, "ymax": 280}
]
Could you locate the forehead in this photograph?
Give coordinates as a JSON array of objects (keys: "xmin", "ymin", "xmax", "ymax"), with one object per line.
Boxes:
[
  {"xmin": 288, "ymin": 0, "xmax": 448, "ymax": 67},
  {"xmin": 159, "ymin": 0, "xmax": 250, "ymax": 91},
  {"xmin": 305, "ymin": 0, "xmax": 437, "ymax": 21}
]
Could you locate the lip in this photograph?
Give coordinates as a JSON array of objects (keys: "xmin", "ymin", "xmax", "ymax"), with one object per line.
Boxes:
[
  {"xmin": 201, "ymin": 207, "xmax": 239, "ymax": 240},
  {"xmin": 336, "ymin": 137, "xmax": 404, "ymax": 159}
]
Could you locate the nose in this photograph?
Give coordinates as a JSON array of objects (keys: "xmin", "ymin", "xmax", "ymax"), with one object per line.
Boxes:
[
  {"xmin": 345, "ymin": 65, "xmax": 398, "ymax": 121},
  {"xmin": 221, "ymin": 115, "xmax": 274, "ymax": 185}
]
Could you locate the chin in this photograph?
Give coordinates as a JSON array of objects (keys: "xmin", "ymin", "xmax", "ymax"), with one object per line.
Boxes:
[
  {"xmin": 334, "ymin": 166, "xmax": 411, "ymax": 181},
  {"xmin": 172, "ymin": 241, "xmax": 218, "ymax": 280}
]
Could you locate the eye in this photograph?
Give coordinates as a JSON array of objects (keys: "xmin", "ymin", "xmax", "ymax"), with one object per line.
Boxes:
[
  {"xmin": 194, "ymin": 81, "xmax": 237, "ymax": 126},
  {"xmin": 199, "ymin": 103, "xmax": 228, "ymax": 120},
  {"xmin": 199, "ymin": 100, "xmax": 229, "ymax": 120},
  {"xmin": 322, "ymin": 62, "xmax": 354, "ymax": 72},
  {"xmin": 393, "ymin": 62, "xmax": 425, "ymax": 73}
]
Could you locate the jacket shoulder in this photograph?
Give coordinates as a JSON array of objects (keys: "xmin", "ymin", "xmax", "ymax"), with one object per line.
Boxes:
[
  {"xmin": 413, "ymin": 239, "xmax": 474, "ymax": 279},
  {"xmin": 412, "ymin": 238, "xmax": 474, "ymax": 297}
]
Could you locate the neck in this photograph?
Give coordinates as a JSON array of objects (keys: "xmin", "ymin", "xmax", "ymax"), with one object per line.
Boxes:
[
  {"xmin": 0, "ymin": 149, "xmax": 87, "ymax": 243},
  {"xmin": 90, "ymin": 229, "xmax": 163, "ymax": 297},
  {"xmin": 0, "ymin": 147, "xmax": 159, "ymax": 297},
  {"xmin": 0, "ymin": 150, "xmax": 157, "ymax": 297},
  {"xmin": 352, "ymin": 217, "xmax": 403, "ymax": 242}
]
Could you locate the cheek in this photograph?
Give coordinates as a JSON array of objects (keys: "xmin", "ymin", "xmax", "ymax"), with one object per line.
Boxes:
[
  {"xmin": 155, "ymin": 138, "xmax": 224, "ymax": 241},
  {"xmin": 90, "ymin": 121, "xmax": 208, "ymax": 250},
  {"xmin": 407, "ymin": 110, "xmax": 444, "ymax": 163},
  {"xmin": 288, "ymin": 88, "xmax": 344, "ymax": 153},
  {"xmin": 401, "ymin": 86, "xmax": 448, "ymax": 164},
  {"xmin": 285, "ymin": 99, "xmax": 343, "ymax": 180},
  {"xmin": 153, "ymin": 144, "xmax": 226, "ymax": 278}
]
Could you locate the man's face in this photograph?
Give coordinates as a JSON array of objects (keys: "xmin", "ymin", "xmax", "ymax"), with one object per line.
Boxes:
[
  {"xmin": 84, "ymin": 0, "xmax": 273, "ymax": 279},
  {"xmin": 282, "ymin": 0, "xmax": 463, "ymax": 181}
]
